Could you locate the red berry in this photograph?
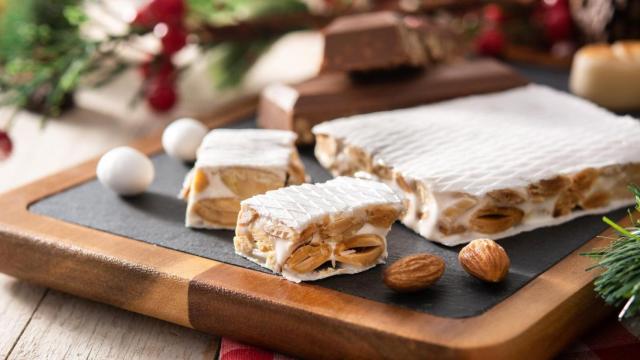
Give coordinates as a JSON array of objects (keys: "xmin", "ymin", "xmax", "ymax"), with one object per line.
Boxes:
[
  {"xmin": 475, "ymin": 27, "xmax": 505, "ymax": 56},
  {"xmin": 542, "ymin": 0, "xmax": 569, "ymax": 9},
  {"xmin": 132, "ymin": 0, "xmax": 185, "ymax": 28},
  {"xmin": 146, "ymin": 76, "xmax": 177, "ymax": 112},
  {"xmin": 0, "ymin": 130, "xmax": 13, "ymax": 161},
  {"xmin": 148, "ymin": 0, "xmax": 185, "ymax": 25},
  {"xmin": 132, "ymin": 4, "xmax": 156, "ymax": 28},
  {"xmin": 161, "ymin": 25, "xmax": 187, "ymax": 55},
  {"xmin": 483, "ymin": 3, "xmax": 504, "ymax": 24},
  {"xmin": 543, "ymin": 5, "xmax": 572, "ymax": 42}
]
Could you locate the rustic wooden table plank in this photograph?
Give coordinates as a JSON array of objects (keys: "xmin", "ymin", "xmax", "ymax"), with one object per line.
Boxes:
[
  {"xmin": 0, "ymin": 275, "xmax": 47, "ymax": 359},
  {"xmin": 6, "ymin": 290, "xmax": 217, "ymax": 360}
]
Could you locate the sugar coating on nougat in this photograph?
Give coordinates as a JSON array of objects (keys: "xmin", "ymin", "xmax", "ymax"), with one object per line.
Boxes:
[
  {"xmin": 181, "ymin": 129, "xmax": 306, "ymax": 229},
  {"xmin": 234, "ymin": 177, "xmax": 404, "ymax": 282},
  {"xmin": 312, "ymin": 84, "xmax": 640, "ymax": 246}
]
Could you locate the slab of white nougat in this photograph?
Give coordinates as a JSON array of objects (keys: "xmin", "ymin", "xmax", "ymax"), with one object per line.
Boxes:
[{"xmin": 313, "ymin": 84, "xmax": 640, "ymax": 246}]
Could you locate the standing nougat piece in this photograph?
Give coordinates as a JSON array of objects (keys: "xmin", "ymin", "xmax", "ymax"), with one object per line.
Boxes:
[
  {"xmin": 181, "ymin": 129, "xmax": 306, "ymax": 229},
  {"xmin": 234, "ymin": 177, "xmax": 404, "ymax": 282}
]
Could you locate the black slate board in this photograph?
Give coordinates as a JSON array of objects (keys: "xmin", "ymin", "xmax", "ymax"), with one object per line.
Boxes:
[
  {"xmin": 30, "ymin": 116, "xmax": 628, "ymax": 318},
  {"xmin": 29, "ymin": 66, "xmax": 636, "ymax": 318}
]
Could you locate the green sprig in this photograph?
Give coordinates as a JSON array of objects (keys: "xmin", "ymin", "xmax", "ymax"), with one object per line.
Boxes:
[{"xmin": 583, "ymin": 185, "xmax": 640, "ymax": 319}]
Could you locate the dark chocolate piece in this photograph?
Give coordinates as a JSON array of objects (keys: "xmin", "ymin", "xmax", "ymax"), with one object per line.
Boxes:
[
  {"xmin": 321, "ymin": 11, "xmax": 428, "ymax": 73},
  {"xmin": 257, "ymin": 59, "xmax": 528, "ymax": 143}
]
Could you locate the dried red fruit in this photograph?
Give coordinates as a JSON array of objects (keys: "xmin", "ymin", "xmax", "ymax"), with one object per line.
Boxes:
[
  {"xmin": 131, "ymin": 0, "xmax": 185, "ymax": 28},
  {"xmin": 543, "ymin": 4, "xmax": 573, "ymax": 43},
  {"xmin": 146, "ymin": 76, "xmax": 177, "ymax": 112},
  {"xmin": 0, "ymin": 130, "xmax": 13, "ymax": 161},
  {"xmin": 160, "ymin": 25, "xmax": 187, "ymax": 55},
  {"xmin": 148, "ymin": 0, "xmax": 185, "ymax": 25},
  {"xmin": 475, "ymin": 27, "xmax": 505, "ymax": 56}
]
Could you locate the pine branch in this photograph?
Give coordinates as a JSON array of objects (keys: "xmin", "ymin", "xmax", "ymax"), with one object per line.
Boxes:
[
  {"xmin": 0, "ymin": 0, "xmax": 142, "ymax": 118},
  {"xmin": 583, "ymin": 185, "xmax": 640, "ymax": 319},
  {"xmin": 208, "ymin": 39, "xmax": 274, "ymax": 89}
]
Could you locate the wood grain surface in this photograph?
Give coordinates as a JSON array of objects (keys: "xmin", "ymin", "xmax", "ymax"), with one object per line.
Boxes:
[
  {"xmin": 0, "ymin": 92, "xmax": 616, "ymax": 359},
  {"xmin": 7, "ymin": 290, "xmax": 217, "ymax": 360},
  {"xmin": 0, "ymin": 275, "xmax": 47, "ymax": 359}
]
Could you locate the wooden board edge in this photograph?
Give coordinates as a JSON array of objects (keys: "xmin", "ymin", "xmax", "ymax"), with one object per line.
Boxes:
[{"xmin": 0, "ymin": 208, "xmax": 615, "ymax": 359}]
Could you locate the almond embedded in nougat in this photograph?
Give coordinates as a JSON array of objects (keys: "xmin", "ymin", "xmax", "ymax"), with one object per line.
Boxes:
[
  {"xmin": 527, "ymin": 175, "xmax": 571, "ymax": 198},
  {"xmin": 320, "ymin": 214, "xmax": 365, "ymax": 241},
  {"xmin": 487, "ymin": 189, "xmax": 525, "ymax": 206},
  {"xmin": 334, "ymin": 234, "xmax": 385, "ymax": 267},
  {"xmin": 285, "ymin": 243, "xmax": 331, "ymax": 273},
  {"xmin": 468, "ymin": 207, "xmax": 524, "ymax": 234},
  {"xmin": 220, "ymin": 168, "xmax": 283, "ymax": 199},
  {"xmin": 192, "ymin": 169, "xmax": 209, "ymax": 193},
  {"xmin": 366, "ymin": 205, "xmax": 401, "ymax": 228},
  {"xmin": 193, "ymin": 198, "xmax": 241, "ymax": 226}
]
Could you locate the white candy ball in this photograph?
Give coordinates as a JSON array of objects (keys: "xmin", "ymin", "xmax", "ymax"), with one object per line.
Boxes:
[
  {"xmin": 97, "ymin": 147, "xmax": 155, "ymax": 196},
  {"xmin": 162, "ymin": 118, "xmax": 208, "ymax": 161}
]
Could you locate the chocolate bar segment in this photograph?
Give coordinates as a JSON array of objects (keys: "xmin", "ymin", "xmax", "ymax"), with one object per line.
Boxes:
[
  {"xmin": 322, "ymin": 11, "xmax": 428, "ymax": 73},
  {"xmin": 181, "ymin": 129, "xmax": 306, "ymax": 229},
  {"xmin": 234, "ymin": 177, "xmax": 404, "ymax": 282},
  {"xmin": 313, "ymin": 84, "xmax": 640, "ymax": 246},
  {"xmin": 257, "ymin": 59, "xmax": 528, "ymax": 143}
]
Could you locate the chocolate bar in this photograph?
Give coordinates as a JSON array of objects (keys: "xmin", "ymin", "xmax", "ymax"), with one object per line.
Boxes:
[
  {"xmin": 313, "ymin": 84, "xmax": 640, "ymax": 246},
  {"xmin": 321, "ymin": 11, "xmax": 428, "ymax": 73},
  {"xmin": 234, "ymin": 177, "xmax": 404, "ymax": 282},
  {"xmin": 257, "ymin": 59, "xmax": 527, "ymax": 143},
  {"xmin": 181, "ymin": 129, "xmax": 306, "ymax": 229}
]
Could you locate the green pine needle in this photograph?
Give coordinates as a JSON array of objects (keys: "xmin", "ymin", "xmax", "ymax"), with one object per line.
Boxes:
[
  {"xmin": 583, "ymin": 185, "xmax": 640, "ymax": 319},
  {"xmin": 208, "ymin": 38, "xmax": 274, "ymax": 89}
]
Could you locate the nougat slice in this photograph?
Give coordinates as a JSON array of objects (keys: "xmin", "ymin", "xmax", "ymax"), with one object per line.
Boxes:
[
  {"xmin": 181, "ymin": 129, "xmax": 306, "ymax": 229},
  {"xmin": 313, "ymin": 84, "xmax": 640, "ymax": 246},
  {"xmin": 234, "ymin": 177, "xmax": 404, "ymax": 282}
]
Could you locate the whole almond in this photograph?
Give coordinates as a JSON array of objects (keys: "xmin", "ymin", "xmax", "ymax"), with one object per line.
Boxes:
[
  {"xmin": 383, "ymin": 253, "xmax": 445, "ymax": 292},
  {"xmin": 458, "ymin": 239, "xmax": 510, "ymax": 282}
]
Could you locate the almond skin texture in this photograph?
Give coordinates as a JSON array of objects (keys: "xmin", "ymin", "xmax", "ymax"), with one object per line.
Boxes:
[
  {"xmin": 383, "ymin": 253, "xmax": 445, "ymax": 293},
  {"xmin": 458, "ymin": 239, "xmax": 510, "ymax": 282}
]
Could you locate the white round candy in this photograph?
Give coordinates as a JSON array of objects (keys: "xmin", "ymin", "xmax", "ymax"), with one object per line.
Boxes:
[
  {"xmin": 162, "ymin": 117, "xmax": 208, "ymax": 161},
  {"xmin": 97, "ymin": 147, "xmax": 155, "ymax": 196}
]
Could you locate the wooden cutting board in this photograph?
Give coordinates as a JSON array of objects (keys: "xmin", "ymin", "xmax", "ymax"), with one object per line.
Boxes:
[{"xmin": 0, "ymin": 63, "xmax": 620, "ymax": 359}]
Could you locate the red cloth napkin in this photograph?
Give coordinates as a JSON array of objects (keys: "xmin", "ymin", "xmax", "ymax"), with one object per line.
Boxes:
[
  {"xmin": 217, "ymin": 315, "xmax": 640, "ymax": 359},
  {"xmin": 218, "ymin": 338, "xmax": 294, "ymax": 360},
  {"xmin": 558, "ymin": 316, "xmax": 640, "ymax": 359}
]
